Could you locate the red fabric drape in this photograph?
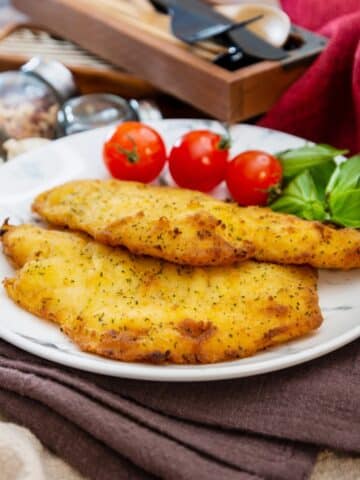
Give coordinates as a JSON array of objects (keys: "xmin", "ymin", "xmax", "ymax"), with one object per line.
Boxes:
[{"xmin": 259, "ymin": 1, "xmax": 360, "ymax": 153}]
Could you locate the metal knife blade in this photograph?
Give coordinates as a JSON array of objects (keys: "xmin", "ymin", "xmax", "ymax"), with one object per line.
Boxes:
[
  {"xmin": 150, "ymin": 0, "xmax": 234, "ymax": 42},
  {"xmin": 150, "ymin": 0, "xmax": 287, "ymax": 60},
  {"xmin": 151, "ymin": 0, "xmax": 229, "ymax": 23}
]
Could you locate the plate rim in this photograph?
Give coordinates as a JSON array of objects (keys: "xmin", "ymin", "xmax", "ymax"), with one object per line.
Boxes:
[{"xmin": 0, "ymin": 323, "xmax": 359, "ymax": 381}]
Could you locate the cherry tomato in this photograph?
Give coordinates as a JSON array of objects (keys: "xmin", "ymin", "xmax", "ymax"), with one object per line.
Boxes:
[
  {"xmin": 168, "ymin": 130, "xmax": 230, "ymax": 192},
  {"xmin": 226, "ymin": 150, "xmax": 283, "ymax": 206},
  {"xmin": 103, "ymin": 122, "xmax": 166, "ymax": 183}
]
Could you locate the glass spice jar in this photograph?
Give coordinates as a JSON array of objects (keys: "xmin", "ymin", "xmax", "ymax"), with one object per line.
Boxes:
[
  {"xmin": 57, "ymin": 94, "xmax": 163, "ymax": 135},
  {"xmin": 0, "ymin": 57, "xmax": 77, "ymax": 143},
  {"xmin": 57, "ymin": 93, "xmax": 138, "ymax": 136}
]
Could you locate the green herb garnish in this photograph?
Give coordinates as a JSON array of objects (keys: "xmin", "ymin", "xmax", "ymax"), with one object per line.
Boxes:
[
  {"xmin": 270, "ymin": 145, "xmax": 360, "ymax": 228},
  {"xmin": 271, "ymin": 170, "xmax": 328, "ymax": 221},
  {"xmin": 276, "ymin": 144, "xmax": 347, "ymax": 181}
]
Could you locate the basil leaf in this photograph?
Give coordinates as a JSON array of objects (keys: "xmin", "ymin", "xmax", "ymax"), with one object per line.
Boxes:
[
  {"xmin": 271, "ymin": 170, "xmax": 327, "ymax": 221},
  {"xmin": 329, "ymin": 189, "xmax": 360, "ymax": 228},
  {"xmin": 310, "ymin": 160, "xmax": 337, "ymax": 200},
  {"xmin": 277, "ymin": 144, "xmax": 347, "ymax": 180},
  {"xmin": 326, "ymin": 154, "xmax": 360, "ymax": 195}
]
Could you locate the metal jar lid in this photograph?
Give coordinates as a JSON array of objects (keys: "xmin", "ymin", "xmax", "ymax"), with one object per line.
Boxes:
[
  {"xmin": 57, "ymin": 93, "xmax": 162, "ymax": 136},
  {"xmin": 21, "ymin": 57, "xmax": 77, "ymax": 102},
  {"xmin": 57, "ymin": 93, "xmax": 138, "ymax": 135}
]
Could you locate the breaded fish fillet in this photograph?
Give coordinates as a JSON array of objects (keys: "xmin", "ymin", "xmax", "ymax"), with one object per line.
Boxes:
[
  {"xmin": 1, "ymin": 224, "xmax": 322, "ymax": 364},
  {"xmin": 33, "ymin": 179, "xmax": 360, "ymax": 269}
]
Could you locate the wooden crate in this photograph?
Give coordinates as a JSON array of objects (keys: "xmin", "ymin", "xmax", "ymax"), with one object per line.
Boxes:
[{"xmin": 13, "ymin": 0, "xmax": 326, "ymax": 122}]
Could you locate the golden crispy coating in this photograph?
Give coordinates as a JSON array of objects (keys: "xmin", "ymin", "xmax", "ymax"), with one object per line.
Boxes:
[
  {"xmin": 1, "ymin": 224, "xmax": 322, "ymax": 364},
  {"xmin": 33, "ymin": 180, "xmax": 360, "ymax": 269}
]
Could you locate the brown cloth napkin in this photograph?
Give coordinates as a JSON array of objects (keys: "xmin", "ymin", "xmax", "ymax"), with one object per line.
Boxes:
[{"xmin": 0, "ymin": 339, "xmax": 359, "ymax": 480}]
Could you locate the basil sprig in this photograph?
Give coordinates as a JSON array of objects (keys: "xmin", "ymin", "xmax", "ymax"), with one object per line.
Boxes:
[
  {"xmin": 270, "ymin": 145, "xmax": 360, "ymax": 228},
  {"xmin": 326, "ymin": 154, "xmax": 360, "ymax": 194},
  {"xmin": 276, "ymin": 144, "xmax": 347, "ymax": 180},
  {"xmin": 271, "ymin": 170, "xmax": 328, "ymax": 221},
  {"xmin": 327, "ymin": 155, "xmax": 360, "ymax": 227},
  {"xmin": 329, "ymin": 190, "xmax": 360, "ymax": 227}
]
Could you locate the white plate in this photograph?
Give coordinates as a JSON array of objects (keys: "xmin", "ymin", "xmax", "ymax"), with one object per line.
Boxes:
[{"xmin": 0, "ymin": 120, "xmax": 359, "ymax": 382}]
